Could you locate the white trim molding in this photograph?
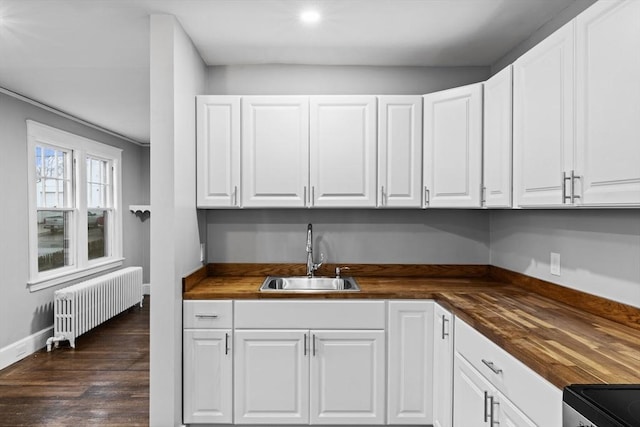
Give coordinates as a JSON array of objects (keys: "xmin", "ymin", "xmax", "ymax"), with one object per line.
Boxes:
[{"xmin": 0, "ymin": 326, "xmax": 54, "ymax": 371}]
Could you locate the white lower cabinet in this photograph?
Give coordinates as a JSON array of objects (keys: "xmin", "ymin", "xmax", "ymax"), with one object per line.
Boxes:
[
  {"xmin": 233, "ymin": 300, "xmax": 386, "ymax": 425},
  {"xmin": 310, "ymin": 330, "xmax": 386, "ymax": 424},
  {"xmin": 433, "ymin": 304, "xmax": 453, "ymax": 427},
  {"xmin": 183, "ymin": 301, "xmax": 234, "ymax": 425},
  {"xmin": 454, "ymin": 353, "xmax": 535, "ymax": 427},
  {"xmin": 233, "ymin": 330, "xmax": 309, "ymax": 424},
  {"xmin": 454, "ymin": 318, "xmax": 562, "ymax": 427},
  {"xmin": 387, "ymin": 301, "xmax": 433, "ymax": 424}
]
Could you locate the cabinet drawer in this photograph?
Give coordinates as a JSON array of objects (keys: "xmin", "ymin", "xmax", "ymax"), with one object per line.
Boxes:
[
  {"xmin": 184, "ymin": 300, "xmax": 233, "ymax": 329},
  {"xmin": 235, "ymin": 300, "xmax": 385, "ymax": 329},
  {"xmin": 455, "ymin": 318, "xmax": 561, "ymax": 427}
]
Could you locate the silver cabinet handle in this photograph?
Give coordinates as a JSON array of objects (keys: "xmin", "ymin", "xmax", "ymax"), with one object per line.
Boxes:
[
  {"xmin": 484, "ymin": 391, "xmax": 490, "ymax": 422},
  {"xmin": 312, "ymin": 334, "xmax": 316, "ymax": 356},
  {"xmin": 304, "ymin": 186, "xmax": 307, "ymax": 206},
  {"xmin": 225, "ymin": 333, "xmax": 230, "ymax": 355},
  {"xmin": 424, "ymin": 187, "xmax": 430, "ymax": 206},
  {"xmin": 380, "ymin": 185, "xmax": 386, "ymax": 206},
  {"xmin": 489, "ymin": 395, "xmax": 497, "ymax": 425},
  {"xmin": 482, "ymin": 359, "xmax": 503, "ymax": 374},
  {"xmin": 195, "ymin": 314, "xmax": 219, "ymax": 319},
  {"xmin": 441, "ymin": 315, "xmax": 449, "ymax": 339},
  {"xmin": 481, "ymin": 186, "xmax": 487, "ymax": 207},
  {"xmin": 571, "ymin": 170, "xmax": 581, "ymax": 203},
  {"xmin": 311, "ymin": 186, "xmax": 315, "ymax": 207},
  {"xmin": 304, "ymin": 333, "xmax": 307, "ymax": 356},
  {"xmin": 562, "ymin": 171, "xmax": 572, "ymax": 204},
  {"xmin": 233, "ymin": 186, "xmax": 238, "ymax": 206}
]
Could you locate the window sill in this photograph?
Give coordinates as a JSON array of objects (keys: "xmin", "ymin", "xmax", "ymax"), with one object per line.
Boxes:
[{"xmin": 28, "ymin": 258, "xmax": 125, "ymax": 292}]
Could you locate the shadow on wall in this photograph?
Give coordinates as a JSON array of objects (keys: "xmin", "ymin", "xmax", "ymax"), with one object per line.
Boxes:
[{"xmin": 32, "ymin": 300, "xmax": 54, "ymax": 335}]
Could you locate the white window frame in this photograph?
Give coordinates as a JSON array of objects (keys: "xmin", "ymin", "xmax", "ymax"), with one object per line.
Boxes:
[{"xmin": 27, "ymin": 120, "xmax": 123, "ymax": 291}]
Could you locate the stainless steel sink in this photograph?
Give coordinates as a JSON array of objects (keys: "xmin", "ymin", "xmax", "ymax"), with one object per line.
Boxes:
[{"xmin": 259, "ymin": 276, "xmax": 360, "ymax": 292}]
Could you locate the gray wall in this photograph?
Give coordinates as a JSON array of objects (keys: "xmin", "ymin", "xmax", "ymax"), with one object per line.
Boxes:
[
  {"xmin": 0, "ymin": 92, "xmax": 150, "ymax": 350},
  {"xmin": 207, "ymin": 209, "xmax": 490, "ymax": 265},
  {"xmin": 207, "ymin": 64, "xmax": 490, "ymax": 95},
  {"xmin": 490, "ymin": 210, "xmax": 640, "ymax": 308},
  {"xmin": 491, "ymin": 0, "xmax": 597, "ymax": 74}
]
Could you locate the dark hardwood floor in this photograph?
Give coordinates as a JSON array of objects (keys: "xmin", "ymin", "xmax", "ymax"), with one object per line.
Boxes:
[{"xmin": 0, "ymin": 296, "xmax": 149, "ymax": 426}]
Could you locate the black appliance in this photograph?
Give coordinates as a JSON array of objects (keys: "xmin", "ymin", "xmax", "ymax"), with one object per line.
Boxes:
[{"xmin": 563, "ymin": 384, "xmax": 640, "ymax": 427}]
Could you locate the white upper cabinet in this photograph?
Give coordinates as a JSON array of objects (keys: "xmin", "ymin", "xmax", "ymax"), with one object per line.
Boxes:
[
  {"xmin": 513, "ymin": 21, "xmax": 575, "ymax": 207},
  {"xmin": 482, "ymin": 66, "xmax": 513, "ymax": 208},
  {"xmin": 575, "ymin": 0, "xmax": 640, "ymax": 206},
  {"xmin": 196, "ymin": 96, "xmax": 241, "ymax": 208},
  {"xmin": 378, "ymin": 96, "xmax": 423, "ymax": 208},
  {"xmin": 423, "ymin": 83, "xmax": 483, "ymax": 208},
  {"xmin": 242, "ymin": 96, "xmax": 310, "ymax": 208},
  {"xmin": 310, "ymin": 96, "xmax": 377, "ymax": 207}
]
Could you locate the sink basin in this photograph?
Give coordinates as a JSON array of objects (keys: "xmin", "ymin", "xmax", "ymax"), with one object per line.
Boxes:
[{"xmin": 260, "ymin": 276, "xmax": 360, "ymax": 292}]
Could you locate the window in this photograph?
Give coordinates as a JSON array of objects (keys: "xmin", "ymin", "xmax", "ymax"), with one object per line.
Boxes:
[{"xmin": 27, "ymin": 121, "xmax": 123, "ymax": 290}]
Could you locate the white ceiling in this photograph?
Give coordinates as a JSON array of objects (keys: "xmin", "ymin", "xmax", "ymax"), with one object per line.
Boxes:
[{"xmin": 0, "ymin": 0, "xmax": 580, "ymax": 145}]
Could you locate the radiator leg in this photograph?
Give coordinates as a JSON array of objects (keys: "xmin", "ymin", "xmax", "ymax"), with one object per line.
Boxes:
[{"xmin": 46, "ymin": 336, "xmax": 67, "ymax": 352}]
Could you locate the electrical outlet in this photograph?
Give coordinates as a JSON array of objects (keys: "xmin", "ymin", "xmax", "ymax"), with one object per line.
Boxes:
[{"xmin": 550, "ymin": 252, "xmax": 561, "ymax": 276}]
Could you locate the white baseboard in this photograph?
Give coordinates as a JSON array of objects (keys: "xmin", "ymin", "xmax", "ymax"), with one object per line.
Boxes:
[
  {"xmin": 143, "ymin": 283, "xmax": 151, "ymax": 295},
  {"xmin": 0, "ymin": 326, "xmax": 53, "ymax": 371}
]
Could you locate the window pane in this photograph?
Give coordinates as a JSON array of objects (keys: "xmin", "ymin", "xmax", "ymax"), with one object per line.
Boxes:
[
  {"xmin": 37, "ymin": 210, "xmax": 72, "ymax": 272},
  {"xmin": 37, "ymin": 146, "xmax": 70, "ymax": 208},
  {"xmin": 87, "ymin": 157, "xmax": 110, "ymax": 208},
  {"xmin": 88, "ymin": 209, "xmax": 107, "ymax": 260}
]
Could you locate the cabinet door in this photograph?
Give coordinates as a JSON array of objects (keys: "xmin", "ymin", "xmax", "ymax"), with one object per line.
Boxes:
[
  {"xmin": 310, "ymin": 96, "xmax": 377, "ymax": 207},
  {"xmin": 433, "ymin": 304, "xmax": 453, "ymax": 427},
  {"xmin": 183, "ymin": 329, "xmax": 232, "ymax": 424},
  {"xmin": 453, "ymin": 353, "xmax": 493, "ymax": 427},
  {"xmin": 483, "ymin": 66, "xmax": 513, "ymax": 208},
  {"xmin": 196, "ymin": 96, "xmax": 241, "ymax": 208},
  {"xmin": 310, "ymin": 330, "xmax": 385, "ymax": 424},
  {"xmin": 234, "ymin": 330, "xmax": 309, "ymax": 424},
  {"xmin": 423, "ymin": 83, "xmax": 483, "ymax": 208},
  {"xmin": 378, "ymin": 96, "xmax": 423, "ymax": 208},
  {"xmin": 242, "ymin": 96, "xmax": 309, "ymax": 207},
  {"xmin": 513, "ymin": 21, "xmax": 575, "ymax": 207},
  {"xmin": 576, "ymin": 0, "xmax": 640, "ymax": 206},
  {"xmin": 387, "ymin": 301, "xmax": 433, "ymax": 424},
  {"xmin": 495, "ymin": 391, "xmax": 536, "ymax": 427}
]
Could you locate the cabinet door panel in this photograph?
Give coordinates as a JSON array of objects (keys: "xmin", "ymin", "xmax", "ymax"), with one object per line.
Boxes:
[
  {"xmin": 483, "ymin": 66, "xmax": 513, "ymax": 208},
  {"xmin": 513, "ymin": 22, "xmax": 574, "ymax": 207},
  {"xmin": 378, "ymin": 96, "xmax": 423, "ymax": 207},
  {"xmin": 576, "ymin": 0, "xmax": 640, "ymax": 206},
  {"xmin": 310, "ymin": 96, "xmax": 377, "ymax": 207},
  {"xmin": 183, "ymin": 329, "xmax": 232, "ymax": 424},
  {"xmin": 196, "ymin": 96, "xmax": 241, "ymax": 208},
  {"xmin": 242, "ymin": 96, "xmax": 309, "ymax": 207},
  {"xmin": 387, "ymin": 301, "xmax": 433, "ymax": 424},
  {"xmin": 234, "ymin": 330, "xmax": 309, "ymax": 424},
  {"xmin": 496, "ymin": 392, "xmax": 536, "ymax": 427},
  {"xmin": 423, "ymin": 84, "xmax": 483, "ymax": 208},
  {"xmin": 453, "ymin": 353, "xmax": 492, "ymax": 427},
  {"xmin": 310, "ymin": 330, "xmax": 385, "ymax": 424},
  {"xmin": 433, "ymin": 304, "xmax": 453, "ymax": 427}
]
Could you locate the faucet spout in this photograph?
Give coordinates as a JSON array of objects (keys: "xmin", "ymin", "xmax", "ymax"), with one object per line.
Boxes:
[{"xmin": 305, "ymin": 224, "xmax": 324, "ymax": 277}]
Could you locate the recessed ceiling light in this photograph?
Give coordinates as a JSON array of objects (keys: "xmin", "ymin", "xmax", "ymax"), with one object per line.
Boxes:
[{"xmin": 300, "ymin": 10, "xmax": 321, "ymax": 25}]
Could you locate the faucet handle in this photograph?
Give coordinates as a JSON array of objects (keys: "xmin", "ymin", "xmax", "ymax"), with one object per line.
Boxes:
[
  {"xmin": 313, "ymin": 253, "xmax": 325, "ymax": 272},
  {"xmin": 335, "ymin": 266, "xmax": 350, "ymax": 278}
]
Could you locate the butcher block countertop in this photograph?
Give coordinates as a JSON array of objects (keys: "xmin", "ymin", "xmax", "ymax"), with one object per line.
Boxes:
[{"xmin": 183, "ymin": 263, "xmax": 640, "ymax": 390}]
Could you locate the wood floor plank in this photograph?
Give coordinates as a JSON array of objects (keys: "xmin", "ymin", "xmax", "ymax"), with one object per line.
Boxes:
[{"xmin": 0, "ymin": 296, "xmax": 149, "ymax": 426}]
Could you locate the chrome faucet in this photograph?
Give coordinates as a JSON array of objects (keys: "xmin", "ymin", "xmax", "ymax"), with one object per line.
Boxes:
[{"xmin": 306, "ymin": 223, "xmax": 324, "ymax": 277}]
